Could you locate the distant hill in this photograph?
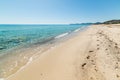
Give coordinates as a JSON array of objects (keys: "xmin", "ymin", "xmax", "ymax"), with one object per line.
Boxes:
[
  {"xmin": 70, "ymin": 23, "xmax": 93, "ymax": 25},
  {"xmin": 70, "ymin": 20, "xmax": 120, "ymax": 25},
  {"xmin": 103, "ymin": 20, "xmax": 120, "ymax": 24}
]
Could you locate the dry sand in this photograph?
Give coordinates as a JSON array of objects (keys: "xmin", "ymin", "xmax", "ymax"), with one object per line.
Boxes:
[{"xmin": 7, "ymin": 24, "xmax": 120, "ymax": 80}]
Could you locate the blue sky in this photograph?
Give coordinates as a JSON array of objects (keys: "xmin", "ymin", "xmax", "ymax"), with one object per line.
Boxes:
[{"xmin": 0, "ymin": 0, "xmax": 120, "ymax": 24}]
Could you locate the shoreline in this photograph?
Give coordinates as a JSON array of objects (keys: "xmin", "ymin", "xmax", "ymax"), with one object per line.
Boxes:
[
  {"xmin": 0, "ymin": 25, "xmax": 89, "ymax": 79},
  {"xmin": 6, "ymin": 25, "xmax": 91, "ymax": 80},
  {"xmin": 7, "ymin": 24, "xmax": 120, "ymax": 80}
]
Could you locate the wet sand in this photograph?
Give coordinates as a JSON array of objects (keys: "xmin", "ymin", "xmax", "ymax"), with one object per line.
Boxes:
[{"xmin": 7, "ymin": 24, "xmax": 120, "ymax": 80}]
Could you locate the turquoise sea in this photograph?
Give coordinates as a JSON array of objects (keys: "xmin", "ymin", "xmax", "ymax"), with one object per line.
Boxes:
[
  {"xmin": 0, "ymin": 24, "xmax": 89, "ymax": 78},
  {"xmin": 0, "ymin": 24, "xmax": 89, "ymax": 52}
]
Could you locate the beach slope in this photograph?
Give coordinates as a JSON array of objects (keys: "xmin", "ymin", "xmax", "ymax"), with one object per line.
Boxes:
[{"xmin": 7, "ymin": 24, "xmax": 120, "ymax": 80}]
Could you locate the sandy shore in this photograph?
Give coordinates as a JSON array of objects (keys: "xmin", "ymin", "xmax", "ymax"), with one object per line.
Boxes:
[{"xmin": 7, "ymin": 24, "xmax": 120, "ymax": 80}]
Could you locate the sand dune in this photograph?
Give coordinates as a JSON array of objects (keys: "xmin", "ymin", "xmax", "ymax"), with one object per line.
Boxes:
[{"xmin": 7, "ymin": 24, "xmax": 120, "ymax": 80}]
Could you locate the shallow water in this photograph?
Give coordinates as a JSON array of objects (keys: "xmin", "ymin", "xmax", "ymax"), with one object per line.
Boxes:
[{"xmin": 0, "ymin": 24, "xmax": 89, "ymax": 78}]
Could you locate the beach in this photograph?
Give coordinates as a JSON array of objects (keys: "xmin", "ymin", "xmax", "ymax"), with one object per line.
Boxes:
[
  {"xmin": 7, "ymin": 24, "xmax": 120, "ymax": 80},
  {"xmin": 0, "ymin": 24, "xmax": 86, "ymax": 78}
]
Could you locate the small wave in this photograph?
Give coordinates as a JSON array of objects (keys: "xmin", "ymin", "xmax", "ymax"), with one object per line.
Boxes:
[
  {"xmin": 27, "ymin": 57, "xmax": 33, "ymax": 65},
  {"xmin": 74, "ymin": 28, "xmax": 81, "ymax": 32},
  {"xmin": 55, "ymin": 33, "xmax": 69, "ymax": 39}
]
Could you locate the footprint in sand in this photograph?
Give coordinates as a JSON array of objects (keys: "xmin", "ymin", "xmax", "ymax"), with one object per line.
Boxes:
[
  {"xmin": 115, "ymin": 46, "xmax": 118, "ymax": 49},
  {"xmin": 94, "ymin": 68, "xmax": 98, "ymax": 72},
  {"xmin": 97, "ymin": 40, "xmax": 99, "ymax": 41},
  {"xmin": 117, "ymin": 52, "xmax": 120, "ymax": 54},
  {"xmin": 108, "ymin": 45, "xmax": 111, "ymax": 47},
  {"xmin": 41, "ymin": 73, "xmax": 43, "ymax": 76},
  {"xmin": 81, "ymin": 63, "xmax": 87, "ymax": 69},
  {"xmin": 97, "ymin": 48, "xmax": 100, "ymax": 50},
  {"xmin": 97, "ymin": 44, "xmax": 99, "ymax": 46},
  {"xmin": 89, "ymin": 51, "xmax": 94, "ymax": 53},
  {"xmin": 91, "ymin": 60, "xmax": 94, "ymax": 62},
  {"xmin": 86, "ymin": 56, "xmax": 90, "ymax": 59},
  {"xmin": 116, "ymin": 74, "xmax": 120, "ymax": 78},
  {"xmin": 115, "ymin": 43, "xmax": 117, "ymax": 45},
  {"xmin": 90, "ymin": 77, "xmax": 93, "ymax": 80},
  {"xmin": 105, "ymin": 48, "xmax": 108, "ymax": 51},
  {"xmin": 40, "ymin": 73, "xmax": 46, "ymax": 80}
]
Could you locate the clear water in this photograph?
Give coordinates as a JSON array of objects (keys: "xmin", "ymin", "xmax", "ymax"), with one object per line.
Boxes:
[
  {"xmin": 0, "ymin": 24, "xmax": 88, "ymax": 53},
  {"xmin": 0, "ymin": 24, "xmax": 89, "ymax": 78}
]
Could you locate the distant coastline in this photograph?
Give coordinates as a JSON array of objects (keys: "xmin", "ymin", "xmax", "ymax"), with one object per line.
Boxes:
[
  {"xmin": 69, "ymin": 23, "xmax": 93, "ymax": 25},
  {"xmin": 70, "ymin": 19, "xmax": 120, "ymax": 25}
]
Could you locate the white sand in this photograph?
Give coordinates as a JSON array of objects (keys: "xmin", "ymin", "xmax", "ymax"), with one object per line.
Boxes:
[{"xmin": 7, "ymin": 24, "xmax": 120, "ymax": 80}]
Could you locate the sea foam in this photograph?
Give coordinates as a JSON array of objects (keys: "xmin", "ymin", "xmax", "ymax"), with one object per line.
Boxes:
[{"xmin": 55, "ymin": 33, "xmax": 69, "ymax": 39}]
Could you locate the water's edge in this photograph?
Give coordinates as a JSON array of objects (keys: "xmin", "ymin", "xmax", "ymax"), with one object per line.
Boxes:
[{"xmin": 0, "ymin": 25, "xmax": 90, "ymax": 79}]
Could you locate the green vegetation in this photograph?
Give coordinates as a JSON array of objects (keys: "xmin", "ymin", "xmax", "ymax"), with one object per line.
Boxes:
[{"xmin": 103, "ymin": 20, "xmax": 120, "ymax": 24}]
